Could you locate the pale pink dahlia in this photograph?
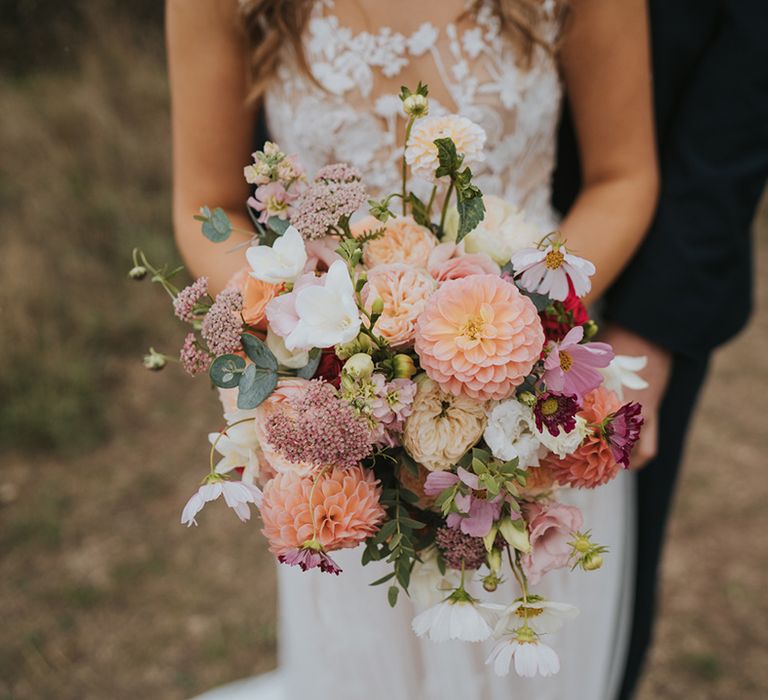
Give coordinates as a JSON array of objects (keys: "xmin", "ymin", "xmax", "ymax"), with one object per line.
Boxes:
[
  {"xmin": 414, "ymin": 274, "xmax": 545, "ymax": 401},
  {"xmin": 260, "ymin": 466, "xmax": 385, "ymax": 565}
]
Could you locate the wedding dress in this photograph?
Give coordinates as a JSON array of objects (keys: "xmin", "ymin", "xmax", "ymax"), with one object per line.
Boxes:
[{"xmin": 195, "ymin": 2, "xmax": 635, "ymax": 698}]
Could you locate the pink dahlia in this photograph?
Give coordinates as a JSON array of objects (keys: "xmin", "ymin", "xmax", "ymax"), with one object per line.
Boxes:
[
  {"xmin": 414, "ymin": 274, "xmax": 545, "ymax": 401},
  {"xmin": 543, "ymin": 326, "xmax": 614, "ymax": 401},
  {"xmin": 260, "ymin": 466, "xmax": 386, "ymax": 571}
]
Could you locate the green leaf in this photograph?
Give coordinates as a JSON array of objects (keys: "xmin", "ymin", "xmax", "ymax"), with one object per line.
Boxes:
[
  {"xmin": 434, "ymin": 137, "xmax": 463, "ymax": 179},
  {"xmin": 198, "ymin": 206, "xmax": 232, "ymax": 243},
  {"xmin": 400, "ymin": 453, "xmax": 419, "ymax": 477},
  {"xmin": 395, "ymin": 557, "xmax": 411, "ymax": 589},
  {"xmin": 237, "ymin": 363, "xmax": 278, "ymax": 409},
  {"xmin": 240, "ymin": 334, "xmax": 278, "ymax": 371},
  {"xmin": 295, "ymin": 348, "xmax": 322, "ymax": 379},
  {"xmin": 387, "ymin": 585, "xmax": 399, "ymax": 607},
  {"xmin": 369, "ymin": 571, "xmax": 396, "ymax": 586},
  {"xmin": 208, "ymin": 354, "xmax": 245, "ymax": 389},
  {"xmin": 398, "ymin": 516, "xmax": 427, "ymax": 530},
  {"xmin": 398, "ymin": 488, "xmax": 420, "ymax": 505},
  {"xmin": 267, "ymin": 216, "xmax": 290, "ymax": 236},
  {"xmin": 407, "ymin": 192, "xmax": 432, "ymax": 229},
  {"xmin": 372, "ymin": 519, "xmax": 397, "ymax": 545},
  {"xmin": 456, "ymin": 195, "xmax": 485, "ymax": 241}
]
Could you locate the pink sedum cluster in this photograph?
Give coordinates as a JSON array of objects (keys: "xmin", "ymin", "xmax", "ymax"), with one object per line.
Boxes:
[{"xmin": 415, "ymin": 274, "xmax": 545, "ymax": 401}]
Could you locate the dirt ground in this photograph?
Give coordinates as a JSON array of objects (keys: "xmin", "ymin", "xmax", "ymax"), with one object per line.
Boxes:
[{"xmin": 1, "ymin": 6, "xmax": 766, "ymax": 699}]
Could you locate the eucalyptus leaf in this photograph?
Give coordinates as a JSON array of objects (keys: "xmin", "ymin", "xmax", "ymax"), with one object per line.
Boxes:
[
  {"xmin": 236, "ymin": 363, "xmax": 278, "ymax": 410},
  {"xmin": 240, "ymin": 334, "xmax": 278, "ymax": 371},
  {"xmin": 209, "ymin": 354, "xmax": 246, "ymax": 389},
  {"xmin": 197, "ymin": 206, "xmax": 232, "ymax": 243},
  {"xmin": 267, "ymin": 216, "xmax": 291, "ymax": 236}
]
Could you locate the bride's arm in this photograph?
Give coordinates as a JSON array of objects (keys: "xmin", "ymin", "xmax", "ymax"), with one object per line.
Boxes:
[
  {"xmin": 557, "ymin": 0, "xmax": 659, "ymax": 304},
  {"xmin": 166, "ymin": 0, "xmax": 255, "ymax": 294}
]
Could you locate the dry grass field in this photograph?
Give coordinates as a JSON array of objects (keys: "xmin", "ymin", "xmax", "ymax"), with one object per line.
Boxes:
[{"xmin": 1, "ymin": 5, "xmax": 766, "ymax": 699}]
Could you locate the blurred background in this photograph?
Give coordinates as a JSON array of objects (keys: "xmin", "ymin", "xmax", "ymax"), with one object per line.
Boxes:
[{"xmin": 1, "ymin": 3, "xmax": 766, "ymax": 698}]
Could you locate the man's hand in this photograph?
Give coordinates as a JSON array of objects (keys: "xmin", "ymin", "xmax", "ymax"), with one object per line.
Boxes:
[{"xmin": 599, "ymin": 324, "xmax": 673, "ymax": 469}]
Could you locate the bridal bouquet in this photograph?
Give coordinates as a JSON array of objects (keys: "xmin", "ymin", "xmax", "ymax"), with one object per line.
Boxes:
[{"xmin": 133, "ymin": 84, "xmax": 645, "ymax": 679}]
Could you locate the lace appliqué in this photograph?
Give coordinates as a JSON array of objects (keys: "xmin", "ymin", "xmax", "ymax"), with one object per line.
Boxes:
[{"xmin": 264, "ymin": 0, "xmax": 562, "ymax": 229}]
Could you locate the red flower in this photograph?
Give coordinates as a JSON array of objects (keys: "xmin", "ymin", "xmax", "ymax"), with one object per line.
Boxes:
[
  {"xmin": 540, "ymin": 280, "xmax": 589, "ymax": 342},
  {"xmin": 313, "ymin": 348, "xmax": 343, "ymax": 387}
]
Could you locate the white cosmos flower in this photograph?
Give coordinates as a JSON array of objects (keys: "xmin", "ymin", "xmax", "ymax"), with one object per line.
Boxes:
[
  {"xmin": 484, "ymin": 400, "xmax": 541, "ymax": 468},
  {"xmin": 409, "ymin": 548, "xmax": 462, "ymax": 608},
  {"xmin": 246, "ymin": 226, "xmax": 307, "ymax": 284},
  {"xmin": 486, "ymin": 635, "xmax": 560, "ymax": 678},
  {"xmin": 599, "ymin": 354, "xmax": 649, "ymax": 400},
  {"xmin": 284, "ymin": 260, "xmax": 361, "ymax": 351},
  {"xmin": 535, "ymin": 415, "xmax": 589, "ymax": 459},
  {"xmin": 510, "ymin": 244, "xmax": 595, "ymax": 301},
  {"xmin": 180, "ymin": 479, "xmax": 262, "ymax": 527},
  {"xmin": 208, "ymin": 421, "xmax": 260, "ymax": 476},
  {"xmin": 412, "ymin": 590, "xmax": 494, "ymax": 642},
  {"xmin": 494, "ymin": 597, "xmax": 579, "ymax": 636}
]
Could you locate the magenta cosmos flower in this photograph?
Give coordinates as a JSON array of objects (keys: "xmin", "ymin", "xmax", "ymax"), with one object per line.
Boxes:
[
  {"xmin": 510, "ymin": 243, "xmax": 595, "ymax": 301},
  {"xmin": 602, "ymin": 401, "xmax": 644, "ymax": 468},
  {"xmin": 544, "ymin": 326, "xmax": 614, "ymax": 401},
  {"xmin": 533, "ymin": 391, "xmax": 580, "ymax": 437}
]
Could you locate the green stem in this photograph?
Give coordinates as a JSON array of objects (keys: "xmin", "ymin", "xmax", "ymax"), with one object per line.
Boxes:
[
  {"xmin": 208, "ymin": 417, "xmax": 257, "ymax": 476},
  {"xmin": 439, "ymin": 180, "xmax": 455, "ymax": 233},
  {"xmin": 401, "ymin": 116, "xmax": 415, "ymax": 215},
  {"xmin": 426, "ymin": 185, "xmax": 437, "ymax": 218}
]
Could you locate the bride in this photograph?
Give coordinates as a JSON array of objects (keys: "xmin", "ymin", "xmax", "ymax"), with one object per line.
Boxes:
[{"xmin": 167, "ymin": 1, "xmax": 658, "ymax": 698}]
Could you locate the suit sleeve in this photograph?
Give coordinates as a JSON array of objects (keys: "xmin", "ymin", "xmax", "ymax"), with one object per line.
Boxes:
[{"xmin": 604, "ymin": 0, "xmax": 768, "ymax": 357}]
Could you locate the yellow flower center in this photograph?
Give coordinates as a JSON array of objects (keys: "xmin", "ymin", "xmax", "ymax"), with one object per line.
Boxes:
[
  {"xmin": 515, "ymin": 606, "xmax": 544, "ymax": 618},
  {"xmin": 540, "ymin": 398, "xmax": 559, "ymax": 417},
  {"xmin": 545, "ymin": 249, "xmax": 565, "ymax": 270},
  {"xmin": 460, "ymin": 316, "xmax": 485, "ymax": 340},
  {"xmin": 559, "ymin": 350, "xmax": 573, "ymax": 372}
]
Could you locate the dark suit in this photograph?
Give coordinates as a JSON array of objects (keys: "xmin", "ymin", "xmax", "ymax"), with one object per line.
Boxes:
[{"xmin": 553, "ymin": 1, "xmax": 768, "ymax": 696}]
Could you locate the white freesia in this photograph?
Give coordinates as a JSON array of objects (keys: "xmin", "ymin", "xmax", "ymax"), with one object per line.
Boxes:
[
  {"xmin": 486, "ymin": 636, "xmax": 560, "ymax": 678},
  {"xmin": 409, "ymin": 548, "xmax": 462, "ymax": 608},
  {"xmin": 266, "ymin": 327, "xmax": 310, "ymax": 369},
  {"xmin": 180, "ymin": 479, "xmax": 262, "ymax": 527},
  {"xmin": 599, "ymin": 355, "xmax": 649, "ymax": 400},
  {"xmin": 284, "ymin": 260, "xmax": 361, "ymax": 350},
  {"xmin": 412, "ymin": 592, "xmax": 495, "ymax": 642},
  {"xmin": 246, "ymin": 226, "xmax": 307, "ymax": 284},
  {"xmin": 484, "ymin": 400, "xmax": 541, "ymax": 468},
  {"xmin": 461, "ymin": 196, "xmax": 541, "ymax": 265},
  {"xmin": 494, "ymin": 598, "xmax": 579, "ymax": 636},
  {"xmin": 208, "ymin": 421, "xmax": 260, "ymax": 476},
  {"xmin": 535, "ymin": 415, "xmax": 589, "ymax": 459}
]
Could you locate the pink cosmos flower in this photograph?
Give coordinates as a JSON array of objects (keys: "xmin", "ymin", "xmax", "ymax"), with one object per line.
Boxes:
[
  {"xmin": 279, "ymin": 547, "xmax": 341, "ymax": 575},
  {"xmin": 544, "ymin": 326, "xmax": 614, "ymax": 401},
  {"xmin": 180, "ymin": 479, "xmax": 262, "ymax": 527},
  {"xmin": 521, "ymin": 501, "xmax": 583, "ymax": 585},
  {"xmin": 510, "ymin": 244, "xmax": 595, "ymax": 301},
  {"xmin": 248, "ymin": 182, "xmax": 296, "ymax": 223},
  {"xmin": 428, "ymin": 242, "xmax": 501, "ymax": 282}
]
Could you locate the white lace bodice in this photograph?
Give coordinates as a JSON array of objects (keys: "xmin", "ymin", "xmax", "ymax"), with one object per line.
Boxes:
[{"xmin": 263, "ymin": 0, "xmax": 562, "ymax": 229}]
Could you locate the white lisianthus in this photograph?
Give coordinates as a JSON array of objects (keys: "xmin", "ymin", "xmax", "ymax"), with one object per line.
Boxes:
[
  {"xmin": 405, "ymin": 114, "xmax": 486, "ymax": 182},
  {"xmin": 409, "ymin": 548, "xmax": 461, "ymax": 608},
  {"xmin": 246, "ymin": 226, "xmax": 307, "ymax": 284},
  {"xmin": 484, "ymin": 400, "xmax": 541, "ymax": 468},
  {"xmin": 266, "ymin": 327, "xmax": 310, "ymax": 369},
  {"xmin": 412, "ymin": 588, "xmax": 495, "ymax": 642},
  {"xmin": 284, "ymin": 260, "xmax": 361, "ymax": 351},
  {"xmin": 598, "ymin": 355, "xmax": 649, "ymax": 400},
  {"xmin": 486, "ymin": 632, "xmax": 560, "ymax": 678},
  {"xmin": 535, "ymin": 415, "xmax": 589, "ymax": 459},
  {"xmin": 494, "ymin": 597, "xmax": 579, "ymax": 636},
  {"xmin": 208, "ymin": 421, "xmax": 261, "ymax": 476},
  {"xmin": 461, "ymin": 196, "xmax": 542, "ymax": 265}
]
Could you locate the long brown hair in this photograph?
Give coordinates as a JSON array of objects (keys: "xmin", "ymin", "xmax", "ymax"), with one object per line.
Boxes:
[{"xmin": 239, "ymin": 0, "xmax": 567, "ymax": 102}]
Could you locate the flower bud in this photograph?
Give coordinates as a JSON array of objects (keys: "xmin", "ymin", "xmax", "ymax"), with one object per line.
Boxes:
[
  {"xmin": 344, "ymin": 353, "xmax": 374, "ymax": 379},
  {"xmin": 582, "ymin": 319, "xmax": 599, "ymax": 341},
  {"xmin": 518, "ymin": 390, "xmax": 536, "ymax": 407},
  {"xmin": 403, "ymin": 93, "xmax": 429, "ymax": 117},
  {"xmin": 486, "ymin": 548, "xmax": 503, "ymax": 576},
  {"xmin": 482, "ymin": 571, "xmax": 500, "ymax": 592},
  {"xmin": 582, "ymin": 552, "xmax": 604, "ymax": 571},
  {"xmin": 370, "ymin": 297, "xmax": 385, "ymax": 316},
  {"xmin": 143, "ymin": 348, "xmax": 166, "ymax": 371},
  {"xmin": 499, "ymin": 517, "xmax": 530, "ymax": 553},
  {"xmin": 128, "ymin": 265, "xmax": 147, "ymax": 280},
  {"xmin": 392, "ymin": 353, "xmax": 417, "ymax": 379}
]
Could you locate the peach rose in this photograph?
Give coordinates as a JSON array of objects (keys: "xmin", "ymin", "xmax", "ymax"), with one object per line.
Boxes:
[
  {"xmin": 363, "ymin": 263, "xmax": 435, "ymax": 348},
  {"xmin": 242, "ymin": 275, "xmax": 279, "ymax": 330},
  {"xmin": 353, "ymin": 215, "xmax": 436, "ymax": 269}
]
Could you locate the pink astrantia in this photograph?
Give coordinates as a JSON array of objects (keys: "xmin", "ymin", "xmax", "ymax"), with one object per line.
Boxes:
[
  {"xmin": 544, "ymin": 326, "xmax": 614, "ymax": 401},
  {"xmin": 602, "ymin": 401, "xmax": 644, "ymax": 468},
  {"xmin": 510, "ymin": 243, "xmax": 595, "ymax": 301},
  {"xmin": 180, "ymin": 479, "xmax": 262, "ymax": 527}
]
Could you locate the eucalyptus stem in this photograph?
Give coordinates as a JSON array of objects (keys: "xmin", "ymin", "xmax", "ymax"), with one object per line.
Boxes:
[
  {"xmin": 401, "ymin": 116, "xmax": 416, "ymax": 215},
  {"xmin": 439, "ymin": 181, "xmax": 455, "ymax": 233}
]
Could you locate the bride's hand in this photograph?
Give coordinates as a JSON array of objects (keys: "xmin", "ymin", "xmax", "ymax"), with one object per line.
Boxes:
[{"xmin": 600, "ymin": 324, "xmax": 672, "ymax": 469}]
